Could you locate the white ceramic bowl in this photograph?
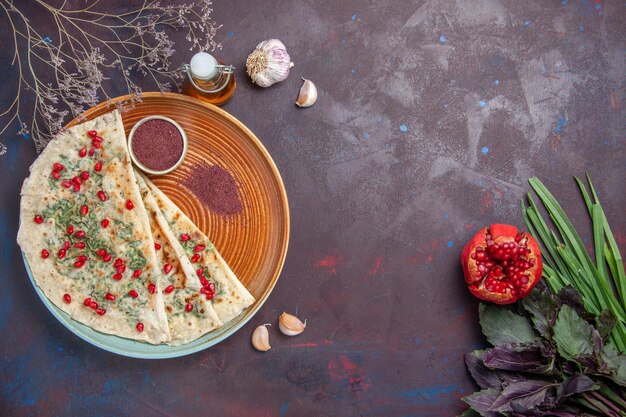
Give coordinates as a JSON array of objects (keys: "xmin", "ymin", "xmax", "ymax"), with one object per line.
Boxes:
[{"xmin": 128, "ymin": 115, "xmax": 188, "ymax": 175}]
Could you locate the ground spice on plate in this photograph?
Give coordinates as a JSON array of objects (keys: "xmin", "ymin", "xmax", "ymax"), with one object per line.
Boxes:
[
  {"xmin": 131, "ymin": 119, "xmax": 184, "ymax": 171},
  {"xmin": 183, "ymin": 164, "xmax": 242, "ymax": 216}
]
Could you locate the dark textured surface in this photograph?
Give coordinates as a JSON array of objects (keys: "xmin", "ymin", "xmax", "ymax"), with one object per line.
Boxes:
[{"xmin": 1, "ymin": 1, "xmax": 624, "ymax": 416}]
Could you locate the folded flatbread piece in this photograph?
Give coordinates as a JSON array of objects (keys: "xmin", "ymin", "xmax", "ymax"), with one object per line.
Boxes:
[
  {"xmin": 134, "ymin": 172, "xmax": 223, "ymax": 345},
  {"xmin": 141, "ymin": 174, "xmax": 255, "ymax": 325},
  {"xmin": 18, "ymin": 110, "xmax": 170, "ymax": 344}
]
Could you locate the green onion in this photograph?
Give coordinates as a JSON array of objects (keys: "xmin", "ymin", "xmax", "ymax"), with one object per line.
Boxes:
[{"xmin": 521, "ymin": 176, "xmax": 626, "ymax": 352}]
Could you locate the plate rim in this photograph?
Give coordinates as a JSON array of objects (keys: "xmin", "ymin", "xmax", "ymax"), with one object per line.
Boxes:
[{"xmin": 22, "ymin": 92, "xmax": 290, "ymax": 359}]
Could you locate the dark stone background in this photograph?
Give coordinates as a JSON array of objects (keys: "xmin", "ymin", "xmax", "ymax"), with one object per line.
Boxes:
[{"xmin": 0, "ymin": 1, "xmax": 623, "ymax": 416}]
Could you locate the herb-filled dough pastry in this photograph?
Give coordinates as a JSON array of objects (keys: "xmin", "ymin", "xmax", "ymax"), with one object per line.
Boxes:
[
  {"xmin": 140, "ymin": 173, "xmax": 255, "ymax": 325},
  {"xmin": 18, "ymin": 110, "xmax": 171, "ymax": 343}
]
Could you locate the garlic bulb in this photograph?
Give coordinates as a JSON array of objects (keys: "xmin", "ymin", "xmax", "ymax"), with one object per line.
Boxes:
[
  {"xmin": 252, "ymin": 324, "xmax": 271, "ymax": 351},
  {"xmin": 278, "ymin": 312, "xmax": 306, "ymax": 336},
  {"xmin": 246, "ymin": 39, "xmax": 294, "ymax": 87},
  {"xmin": 295, "ymin": 78, "xmax": 317, "ymax": 108}
]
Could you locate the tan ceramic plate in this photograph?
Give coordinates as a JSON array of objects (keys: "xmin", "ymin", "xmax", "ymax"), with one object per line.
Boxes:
[{"xmin": 58, "ymin": 92, "xmax": 290, "ymax": 357}]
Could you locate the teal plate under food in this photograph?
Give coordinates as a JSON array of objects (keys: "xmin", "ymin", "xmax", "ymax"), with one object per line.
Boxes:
[{"xmin": 23, "ymin": 251, "xmax": 261, "ymax": 359}]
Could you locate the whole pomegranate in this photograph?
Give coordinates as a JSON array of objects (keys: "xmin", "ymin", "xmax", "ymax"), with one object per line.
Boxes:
[{"xmin": 461, "ymin": 224, "xmax": 543, "ymax": 304}]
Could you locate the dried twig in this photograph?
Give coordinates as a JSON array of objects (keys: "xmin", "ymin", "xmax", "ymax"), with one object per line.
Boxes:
[{"xmin": 0, "ymin": 0, "xmax": 221, "ymax": 154}]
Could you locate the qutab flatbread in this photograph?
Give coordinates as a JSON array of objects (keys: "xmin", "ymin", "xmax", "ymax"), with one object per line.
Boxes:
[
  {"xmin": 142, "ymin": 174, "xmax": 255, "ymax": 325},
  {"xmin": 18, "ymin": 110, "xmax": 170, "ymax": 344},
  {"xmin": 134, "ymin": 172, "xmax": 223, "ymax": 345}
]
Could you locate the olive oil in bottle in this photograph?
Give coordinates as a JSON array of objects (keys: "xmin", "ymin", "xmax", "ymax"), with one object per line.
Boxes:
[{"xmin": 183, "ymin": 52, "xmax": 236, "ymax": 106}]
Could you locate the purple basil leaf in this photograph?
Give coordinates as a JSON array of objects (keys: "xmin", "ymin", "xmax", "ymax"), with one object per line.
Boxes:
[
  {"xmin": 527, "ymin": 358, "xmax": 558, "ymax": 376},
  {"xmin": 558, "ymin": 375, "xmax": 599, "ymax": 400},
  {"xmin": 490, "ymin": 380, "xmax": 551, "ymax": 412},
  {"xmin": 462, "ymin": 389, "xmax": 502, "ymax": 417},
  {"xmin": 595, "ymin": 310, "xmax": 616, "ymax": 342},
  {"xmin": 522, "ymin": 287, "xmax": 558, "ymax": 339},
  {"xmin": 556, "ymin": 286, "xmax": 585, "ymax": 315},
  {"xmin": 573, "ymin": 355, "xmax": 600, "ymax": 372},
  {"xmin": 465, "ymin": 351, "xmax": 506, "ymax": 390},
  {"xmin": 592, "ymin": 327, "xmax": 603, "ymax": 358},
  {"xmin": 482, "ymin": 343, "xmax": 547, "ymax": 372}
]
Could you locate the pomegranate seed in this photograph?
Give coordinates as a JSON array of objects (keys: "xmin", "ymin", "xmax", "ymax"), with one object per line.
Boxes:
[
  {"xmin": 63, "ymin": 294, "xmax": 71, "ymax": 304},
  {"xmin": 62, "ymin": 180, "xmax": 72, "ymax": 188},
  {"xmin": 75, "ymin": 231, "xmax": 86, "ymax": 238},
  {"xmin": 163, "ymin": 263, "xmax": 172, "ymax": 274},
  {"xmin": 191, "ymin": 253, "xmax": 200, "ymax": 263},
  {"xmin": 88, "ymin": 148, "xmax": 95, "ymax": 156},
  {"xmin": 41, "ymin": 249, "xmax": 49, "ymax": 259},
  {"xmin": 180, "ymin": 233, "xmax": 190, "ymax": 241},
  {"xmin": 63, "ymin": 241, "xmax": 70, "ymax": 250},
  {"xmin": 113, "ymin": 273, "xmax": 122, "ymax": 281},
  {"xmin": 54, "ymin": 163, "xmax": 64, "ymax": 172},
  {"xmin": 154, "ymin": 242, "xmax": 161, "ymax": 250},
  {"xmin": 67, "ymin": 225, "xmax": 74, "ymax": 234},
  {"xmin": 84, "ymin": 298, "xmax": 92, "ymax": 306},
  {"xmin": 34, "ymin": 215, "xmax": 44, "ymax": 224},
  {"xmin": 128, "ymin": 290, "xmax": 138, "ymax": 299},
  {"xmin": 117, "ymin": 264, "xmax": 126, "ymax": 274},
  {"xmin": 194, "ymin": 245, "xmax": 205, "ymax": 252},
  {"xmin": 74, "ymin": 242, "xmax": 85, "ymax": 249},
  {"xmin": 73, "ymin": 183, "xmax": 81, "ymax": 192},
  {"xmin": 79, "ymin": 147, "xmax": 87, "ymax": 157},
  {"xmin": 132, "ymin": 269, "xmax": 142, "ymax": 278},
  {"xmin": 58, "ymin": 249, "xmax": 66, "ymax": 259},
  {"xmin": 200, "ymin": 276, "xmax": 208, "ymax": 287},
  {"xmin": 96, "ymin": 308, "xmax": 106, "ymax": 316},
  {"xmin": 97, "ymin": 191, "xmax": 107, "ymax": 201},
  {"xmin": 126, "ymin": 199, "xmax": 134, "ymax": 210},
  {"xmin": 103, "ymin": 254, "xmax": 112, "ymax": 262},
  {"xmin": 80, "ymin": 205, "xmax": 88, "ymax": 216},
  {"xmin": 74, "ymin": 261, "xmax": 84, "ymax": 268},
  {"xmin": 136, "ymin": 323, "xmax": 144, "ymax": 332},
  {"xmin": 114, "ymin": 258, "xmax": 124, "ymax": 268},
  {"xmin": 51, "ymin": 170, "xmax": 61, "ymax": 179},
  {"xmin": 77, "ymin": 255, "xmax": 87, "ymax": 262},
  {"xmin": 88, "ymin": 130, "xmax": 97, "ymax": 137},
  {"xmin": 81, "ymin": 171, "xmax": 89, "ymax": 180},
  {"xmin": 105, "ymin": 293, "xmax": 116, "ymax": 301},
  {"xmin": 96, "ymin": 249, "xmax": 107, "ymax": 257},
  {"xmin": 94, "ymin": 161, "xmax": 103, "ymax": 172},
  {"xmin": 196, "ymin": 267, "xmax": 203, "ymax": 277},
  {"xmin": 92, "ymin": 141, "xmax": 101, "ymax": 149},
  {"xmin": 148, "ymin": 283, "xmax": 156, "ymax": 294},
  {"xmin": 207, "ymin": 283, "xmax": 216, "ymax": 293},
  {"xmin": 89, "ymin": 301, "xmax": 98, "ymax": 309},
  {"xmin": 164, "ymin": 285, "xmax": 174, "ymax": 294},
  {"xmin": 93, "ymin": 135, "xmax": 103, "ymax": 142},
  {"xmin": 101, "ymin": 219, "xmax": 109, "ymax": 228},
  {"xmin": 206, "ymin": 293, "xmax": 215, "ymax": 301},
  {"xmin": 185, "ymin": 303, "xmax": 193, "ymax": 312}
]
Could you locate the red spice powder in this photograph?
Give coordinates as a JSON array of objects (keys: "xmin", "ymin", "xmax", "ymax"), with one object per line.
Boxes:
[
  {"xmin": 132, "ymin": 119, "xmax": 184, "ymax": 171},
  {"xmin": 183, "ymin": 164, "xmax": 242, "ymax": 216}
]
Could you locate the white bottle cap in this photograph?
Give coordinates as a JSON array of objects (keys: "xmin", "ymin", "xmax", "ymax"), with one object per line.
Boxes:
[{"xmin": 190, "ymin": 52, "xmax": 218, "ymax": 80}]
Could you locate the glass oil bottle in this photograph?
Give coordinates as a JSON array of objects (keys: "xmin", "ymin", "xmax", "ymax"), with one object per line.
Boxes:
[{"xmin": 182, "ymin": 52, "xmax": 236, "ymax": 106}]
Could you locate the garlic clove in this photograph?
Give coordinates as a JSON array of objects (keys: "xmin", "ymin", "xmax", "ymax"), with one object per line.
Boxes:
[
  {"xmin": 278, "ymin": 312, "xmax": 307, "ymax": 336},
  {"xmin": 295, "ymin": 78, "xmax": 317, "ymax": 108},
  {"xmin": 252, "ymin": 324, "xmax": 272, "ymax": 351}
]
